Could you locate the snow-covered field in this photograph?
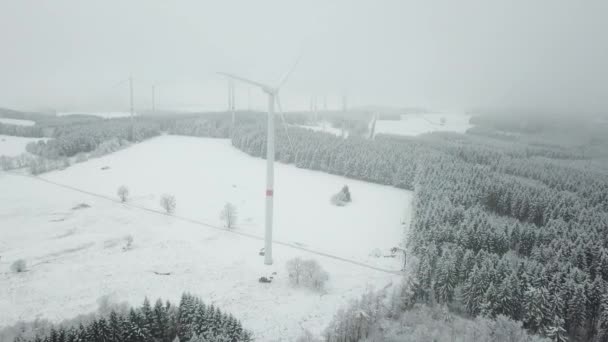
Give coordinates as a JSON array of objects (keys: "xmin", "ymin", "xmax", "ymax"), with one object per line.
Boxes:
[
  {"xmin": 375, "ymin": 113, "xmax": 473, "ymax": 136},
  {"xmin": 0, "ymin": 135, "xmax": 46, "ymax": 157},
  {"xmin": 0, "ymin": 135, "xmax": 409, "ymax": 340},
  {"xmin": 0, "ymin": 118, "xmax": 35, "ymax": 126},
  {"xmin": 295, "ymin": 121, "xmax": 346, "ymax": 137},
  {"xmin": 57, "ymin": 111, "xmax": 135, "ymax": 119}
]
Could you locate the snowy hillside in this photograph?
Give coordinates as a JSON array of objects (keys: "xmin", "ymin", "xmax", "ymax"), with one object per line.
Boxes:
[
  {"xmin": 0, "ymin": 135, "xmax": 47, "ymax": 157},
  {"xmin": 57, "ymin": 112, "xmax": 135, "ymax": 119},
  {"xmin": 0, "ymin": 118, "xmax": 35, "ymax": 126},
  {"xmin": 374, "ymin": 113, "xmax": 472, "ymax": 137},
  {"xmin": 0, "ymin": 136, "xmax": 409, "ymax": 340}
]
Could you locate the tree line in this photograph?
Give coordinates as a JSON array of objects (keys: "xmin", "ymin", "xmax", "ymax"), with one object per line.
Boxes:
[{"xmin": 12, "ymin": 293, "xmax": 252, "ymax": 342}]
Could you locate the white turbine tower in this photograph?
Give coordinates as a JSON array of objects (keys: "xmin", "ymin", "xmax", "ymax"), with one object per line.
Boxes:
[
  {"xmin": 226, "ymin": 79, "xmax": 236, "ymax": 138},
  {"xmin": 218, "ymin": 59, "xmax": 300, "ymax": 265}
]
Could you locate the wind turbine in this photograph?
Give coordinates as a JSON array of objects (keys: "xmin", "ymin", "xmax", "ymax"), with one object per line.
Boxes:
[
  {"xmin": 218, "ymin": 58, "xmax": 300, "ymax": 265},
  {"xmin": 129, "ymin": 76, "xmax": 135, "ymax": 140},
  {"xmin": 226, "ymin": 79, "xmax": 236, "ymax": 138}
]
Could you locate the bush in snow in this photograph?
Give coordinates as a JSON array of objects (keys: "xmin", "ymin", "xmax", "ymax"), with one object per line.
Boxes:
[
  {"xmin": 28, "ymin": 157, "xmax": 63, "ymax": 175},
  {"xmin": 330, "ymin": 185, "xmax": 351, "ymax": 206},
  {"xmin": 75, "ymin": 152, "xmax": 88, "ymax": 163},
  {"xmin": 11, "ymin": 259, "xmax": 27, "ymax": 273},
  {"xmin": 287, "ymin": 257, "xmax": 328, "ymax": 291},
  {"xmin": 90, "ymin": 138, "xmax": 122, "ymax": 158},
  {"xmin": 287, "ymin": 257, "xmax": 305, "ymax": 285},
  {"xmin": 296, "ymin": 329, "xmax": 320, "ymax": 342},
  {"xmin": 122, "ymin": 235, "xmax": 134, "ymax": 251},
  {"xmin": 117, "ymin": 185, "xmax": 129, "ymax": 202},
  {"xmin": 160, "ymin": 194, "xmax": 176, "ymax": 214},
  {"xmin": 220, "ymin": 202, "xmax": 238, "ymax": 229}
]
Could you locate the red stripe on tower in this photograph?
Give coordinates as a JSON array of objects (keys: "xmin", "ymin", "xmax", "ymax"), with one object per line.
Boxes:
[{"xmin": 266, "ymin": 189, "xmax": 274, "ymax": 196}]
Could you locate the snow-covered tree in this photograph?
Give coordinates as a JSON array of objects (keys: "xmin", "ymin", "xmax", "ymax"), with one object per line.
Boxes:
[
  {"xmin": 160, "ymin": 194, "xmax": 176, "ymax": 214},
  {"xmin": 11, "ymin": 259, "xmax": 27, "ymax": 273},
  {"xmin": 219, "ymin": 202, "xmax": 237, "ymax": 229},
  {"xmin": 117, "ymin": 185, "xmax": 129, "ymax": 202}
]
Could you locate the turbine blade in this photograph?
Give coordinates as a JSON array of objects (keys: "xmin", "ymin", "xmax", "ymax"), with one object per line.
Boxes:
[
  {"xmin": 275, "ymin": 95, "xmax": 296, "ymax": 154},
  {"xmin": 217, "ymin": 72, "xmax": 270, "ymax": 91},
  {"xmin": 276, "ymin": 53, "xmax": 303, "ymax": 90}
]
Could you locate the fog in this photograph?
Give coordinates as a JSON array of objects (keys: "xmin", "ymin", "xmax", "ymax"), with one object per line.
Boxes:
[{"xmin": 1, "ymin": 0, "xmax": 606, "ymax": 115}]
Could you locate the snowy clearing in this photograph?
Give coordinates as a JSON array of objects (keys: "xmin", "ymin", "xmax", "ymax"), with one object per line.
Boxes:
[
  {"xmin": 0, "ymin": 118, "xmax": 35, "ymax": 126},
  {"xmin": 0, "ymin": 135, "xmax": 47, "ymax": 157},
  {"xmin": 375, "ymin": 113, "xmax": 472, "ymax": 137},
  {"xmin": 57, "ymin": 111, "xmax": 136, "ymax": 119},
  {"xmin": 294, "ymin": 122, "xmax": 346, "ymax": 137},
  {"xmin": 40, "ymin": 135, "xmax": 409, "ymax": 262},
  {"xmin": 0, "ymin": 135, "xmax": 410, "ymax": 340}
]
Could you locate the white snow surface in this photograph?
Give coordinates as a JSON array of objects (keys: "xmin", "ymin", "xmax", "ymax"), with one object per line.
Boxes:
[
  {"xmin": 57, "ymin": 111, "xmax": 136, "ymax": 119},
  {"xmin": 0, "ymin": 118, "xmax": 35, "ymax": 126},
  {"xmin": 375, "ymin": 113, "xmax": 473, "ymax": 136},
  {"xmin": 0, "ymin": 135, "xmax": 410, "ymax": 341},
  {"xmin": 0, "ymin": 135, "xmax": 46, "ymax": 157},
  {"xmin": 295, "ymin": 122, "xmax": 346, "ymax": 137}
]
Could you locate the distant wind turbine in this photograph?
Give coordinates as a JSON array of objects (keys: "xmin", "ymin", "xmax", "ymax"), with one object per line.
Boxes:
[
  {"xmin": 129, "ymin": 76, "xmax": 135, "ymax": 140},
  {"xmin": 226, "ymin": 79, "xmax": 236, "ymax": 138},
  {"xmin": 218, "ymin": 57, "xmax": 301, "ymax": 265}
]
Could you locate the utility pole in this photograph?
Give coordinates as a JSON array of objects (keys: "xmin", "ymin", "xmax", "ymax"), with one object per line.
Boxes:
[
  {"xmin": 152, "ymin": 85, "xmax": 156, "ymax": 113},
  {"xmin": 312, "ymin": 96, "xmax": 318, "ymax": 122},
  {"xmin": 230, "ymin": 80, "xmax": 236, "ymax": 139},
  {"xmin": 129, "ymin": 76, "xmax": 135, "ymax": 140},
  {"xmin": 247, "ymin": 88, "xmax": 251, "ymax": 111}
]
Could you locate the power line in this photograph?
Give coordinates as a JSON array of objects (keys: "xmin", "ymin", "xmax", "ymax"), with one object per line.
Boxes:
[{"xmin": 8, "ymin": 172, "xmax": 402, "ymax": 275}]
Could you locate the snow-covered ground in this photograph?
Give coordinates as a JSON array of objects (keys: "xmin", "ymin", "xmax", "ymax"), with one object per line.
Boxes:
[
  {"xmin": 0, "ymin": 135, "xmax": 410, "ymax": 340},
  {"xmin": 375, "ymin": 113, "xmax": 472, "ymax": 137},
  {"xmin": 0, "ymin": 118, "xmax": 35, "ymax": 126},
  {"xmin": 57, "ymin": 112, "xmax": 136, "ymax": 119},
  {"xmin": 295, "ymin": 121, "xmax": 346, "ymax": 137},
  {"xmin": 0, "ymin": 135, "xmax": 47, "ymax": 157}
]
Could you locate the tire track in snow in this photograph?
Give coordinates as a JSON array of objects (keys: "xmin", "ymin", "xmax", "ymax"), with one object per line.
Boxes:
[{"xmin": 8, "ymin": 172, "xmax": 403, "ymax": 275}]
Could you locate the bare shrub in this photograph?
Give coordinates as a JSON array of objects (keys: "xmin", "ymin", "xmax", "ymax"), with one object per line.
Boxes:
[
  {"xmin": 287, "ymin": 257, "xmax": 328, "ymax": 291},
  {"xmin": 330, "ymin": 185, "xmax": 351, "ymax": 206},
  {"xmin": 117, "ymin": 185, "xmax": 129, "ymax": 202},
  {"xmin": 287, "ymin": 257, "xmax": 305, "ymax": 286},
  {"xmin": 160, "ymin": 194, "xmax": 176, "ymax": 214},
  {"xmin": 220, "ymin": 202, "xmax": 237, "ymax": 228},
  {"xmin": 302, "ymin": 259, "xmax": 329, "ymax": 290},
  {"xmin": 11, "ymin": 259, "xmax": 27, "ymax": 273},
  {"xmin": 122, "ymin": 235, "xmax": 133, "ymax": 251}
]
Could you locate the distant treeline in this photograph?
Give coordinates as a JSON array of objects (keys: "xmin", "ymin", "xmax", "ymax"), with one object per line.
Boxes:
[{"xmin": 25, "ymin": 119, "xmax": 160, "ymax": 158}]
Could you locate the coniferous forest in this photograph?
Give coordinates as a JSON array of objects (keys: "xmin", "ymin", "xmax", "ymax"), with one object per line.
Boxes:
[
  {"xmin": 226, "ymin": 113, "xmax": 608, "ymax": 342},
  {"xmin": 10, "ymin": 293, "xmax": 252, "ymax": 342}
]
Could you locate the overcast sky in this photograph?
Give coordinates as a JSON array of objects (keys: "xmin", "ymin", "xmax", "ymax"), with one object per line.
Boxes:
[{"xmin": 0, "ymin": 0, "xmax": 606, "ymax": 114}]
